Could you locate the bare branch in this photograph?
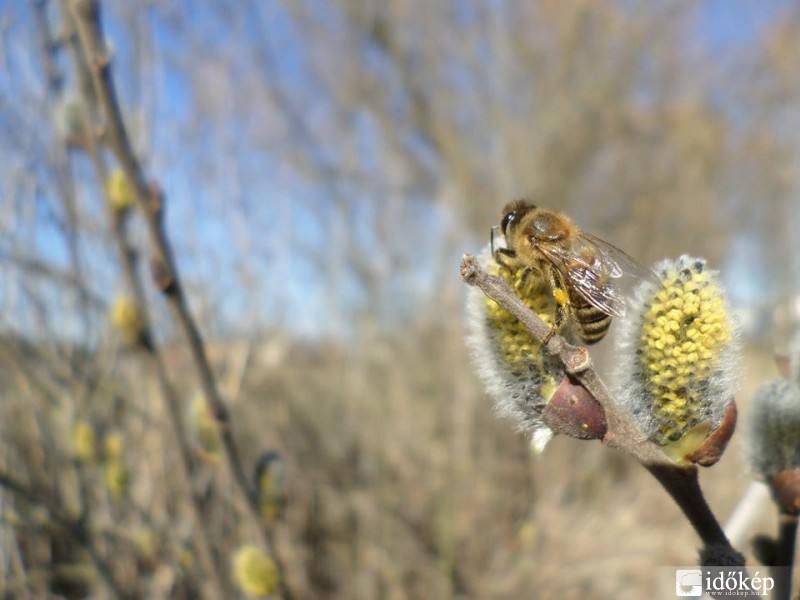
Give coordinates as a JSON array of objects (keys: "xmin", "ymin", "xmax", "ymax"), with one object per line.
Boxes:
[
  {"xmin": 0, "ymin": 470, "xmax": 131, "ymax": 599},
  {"xmin": 67, "ymin": 1, "xmax": 294, "ymax": 597},
  {"xmin": 772, "ymin": 514, "xmax": 798, "ymax": 600}
]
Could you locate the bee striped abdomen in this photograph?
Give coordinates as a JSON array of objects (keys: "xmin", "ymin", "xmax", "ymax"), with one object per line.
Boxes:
[{"xmin": 570, "ymin": 292, "xmax": 612, "ymax": 344}]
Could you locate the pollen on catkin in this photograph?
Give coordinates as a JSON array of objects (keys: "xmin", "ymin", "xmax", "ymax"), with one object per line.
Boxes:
[
  {"xmin": 615, "ymin": 256, "xmax": 739, "ymax": 459},
  {"xmin": 747, "ymin": 379, "xmax": 800, "ymax": 479},
  {"xmin": 466, "ymin": 246, "xmax": 565, "ymax": 452},
  {"xmin": 104, "ymin": 458, "xmax": 129, "ymax": 498},
  {"xmin": 232, "ymin": 545, "xmax": 280, "ymax": 598}
]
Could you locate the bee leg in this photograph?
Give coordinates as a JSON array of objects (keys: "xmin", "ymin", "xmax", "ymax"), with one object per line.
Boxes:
[
  {"xmin": 543, "ymin": 304, "xmax": 566, "ymax": 344},
  {"xmin": 543, "ymin": 268, "xmax": 570, "ymax": 344},
  {"xmin": 493, "ymin": 247, "xmax": 516, "ymax": 272},
  {"xmin": 520, "ymin": 266, "xmax": 535, "ymax": 286}
]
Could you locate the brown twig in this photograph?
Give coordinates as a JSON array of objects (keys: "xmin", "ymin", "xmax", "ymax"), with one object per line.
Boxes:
[
  {"xmin": 33, "ymin": 0, "xmax": 64, "ymax": 93},
  {"xmin": 772, "ymin": 513, "xmax": 798, "ymax": 600},
  {"xmin": 56, "ymin": 4, "xmax": 232, "ymax": 598},
  {"xmin": 459, "ymin": 254, "xmax": 746, "ymax": 566},
  {"xmin": 67, "ymin": 1, "xmax": 293, "ymax": 597},
  {"xmin": 0, "ymin": 471, "xmax": 131, "ymax": 600}
]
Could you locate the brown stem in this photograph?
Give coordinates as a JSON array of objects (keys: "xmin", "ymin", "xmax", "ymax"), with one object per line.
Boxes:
[
  {"xmin": 33, "ymin": 0, "xmax": 64, "ymax": 93},
  {"xmin": 58, "ymin": 5, "xmax": 231, "ymax": 598},
  {"xmin": 67, "ymin": 2, "xmax": 293, "ymax": 598},
  {"xmin": 0, "ymin": 472, "xmax": 131, "ymax": 600},
  {"xmin": 645, "ymin": 465, "xmax": 737, "ymax": 554},
  {"xmin": 772, "ymin": 513, "xmax": 798, "ymax": 600}
]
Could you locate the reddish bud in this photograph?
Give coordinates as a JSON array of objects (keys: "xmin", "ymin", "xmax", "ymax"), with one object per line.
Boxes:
[
  {"xmin": 542, "ymin": 376, "xmax": 607, "ymax": 440},
  {"xmin": 149, "ymin": 256, "xmax": 175, "ymax": 293},
  {"xmin": 772, "ymin": 469, "xmax": 800, "ymax": 515},
  {"xmin": 685, "ymin": 400, "xmax": 737, "ymax": 467}
]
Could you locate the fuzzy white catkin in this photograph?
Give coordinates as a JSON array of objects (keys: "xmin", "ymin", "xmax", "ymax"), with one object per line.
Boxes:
[
  {"xmin": 613, "ymin": 255, "xmax": 740, "ymax": 446},
  {"xmin": 464, "ymin": 247, "xmax": 563, "ymax": 453},
  {"xmin": 747, "ymin": 379, "xmax": 800, "ymax": 479}
]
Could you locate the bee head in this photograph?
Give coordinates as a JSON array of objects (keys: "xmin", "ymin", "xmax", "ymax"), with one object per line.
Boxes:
[{"xmin": 500, "ymin": 199, "xmax": 535, "ymax": 237}]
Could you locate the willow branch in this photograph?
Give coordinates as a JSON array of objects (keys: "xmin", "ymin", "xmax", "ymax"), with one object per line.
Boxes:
[
  {"xmin": 57, "ymin": 5, "xmax": 231, "ymax": 598},
  {"xmin": 33, "ymin": 0, "xmax": 64, "ymax": 93},
  {"xmin": 0, "ymin": 471, "xmax": 130, "ymax": 599},
  {"xmin": 68, "ymin": 1, "xmax": 292, "ymax": 597},
  {"xmin": 459, "ymin": 254, "xmax": 744, "ymax": 564},
  {"xmin": 34, "ymin": 0, "xmax": 95, "ymax": 343},
  {"xmin": 772, "ymin": 514, "xmax": 797, "ymax": 600}
]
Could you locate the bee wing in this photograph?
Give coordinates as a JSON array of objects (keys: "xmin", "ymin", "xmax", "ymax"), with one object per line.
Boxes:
[
  {"xmin": 535, "ymin": 233, "xmax": 654, "ymax": 318},
  {"xmin": 578, "ymin": 231, "xmax": 657, "ymax": 283}
]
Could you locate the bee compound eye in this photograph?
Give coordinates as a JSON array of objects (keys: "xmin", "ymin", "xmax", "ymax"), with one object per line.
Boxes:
[{"xmin": 500, "ymin": 211, "xmax": 516, "ymax": 235}]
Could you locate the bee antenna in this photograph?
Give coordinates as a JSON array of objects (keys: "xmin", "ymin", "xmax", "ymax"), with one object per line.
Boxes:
[{"xmin": 490, "ymin": 225, "xmax": 500, "ymax": 255}]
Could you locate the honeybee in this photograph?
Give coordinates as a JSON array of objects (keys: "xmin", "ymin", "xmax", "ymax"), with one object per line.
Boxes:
[{"xmin": 491, "ymin": 200, "xmax": 650, "ymax": 344}]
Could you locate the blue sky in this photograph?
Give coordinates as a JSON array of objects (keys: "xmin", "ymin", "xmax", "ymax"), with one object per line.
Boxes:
[
  {"xmin": 1, "ymin": 0, "xmax": 796, "ymax": 340},
  {"xmin": 699, "ymin": 0, "xmax": 787, "ymax": 49}
]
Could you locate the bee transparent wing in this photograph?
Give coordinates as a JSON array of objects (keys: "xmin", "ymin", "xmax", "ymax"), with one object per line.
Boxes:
[
  {"xmin": 579, "ymin": 232, "xmax": 657, "ymax": 283},
  {"xmin": 565, "ymin": 251, "xmax": 628, "ymax": 317},
  {"xmin": 535, "ymin": 233, "xmax": 653, "ymax": 318}
]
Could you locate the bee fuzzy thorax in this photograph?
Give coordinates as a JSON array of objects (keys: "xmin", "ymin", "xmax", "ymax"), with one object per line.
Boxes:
[{"xmin": 614, "ymin": 255, "xmax": 740, "ymax": 464}]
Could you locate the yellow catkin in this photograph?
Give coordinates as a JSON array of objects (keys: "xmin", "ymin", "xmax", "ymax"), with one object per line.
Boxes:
[
  {"xmin": 232, "ymin": 545, "xmax": 280, "ymax": 598},
  {"xmin": 72, "ymin": 420, "xmax": 96, "ymax": 462},
  {"xmin": 191, "ymin": 393, "xmax": 221, "ymax": 464},
  {"xmin": 484, "ymin": 262, "xmax": 556, "ymax": 386},
  {"xmin": 179, "ymin": 549, "xmax": 195, "ymax": 570},
  {"xmin": 106, "ymin": 169, "xmax": 135, "ymax": 212},
  {"xmin": 109, "ymin": 296, "xmax": 143, "ymax": 344},
  {"xmin": 638, "ymin": 260, "xmax": 732, "ymax": 444},
  {"xmin": 466, "ymin": 249, "xmax": 570, "ymax": 452},
  {"xmin": 104, "ymin": 431, "xmax": 124, "ymax": 459},
  {"xmin": 134, "ymin": 529, "xmax": 157, "ymax": 563},
  {"xmin": 259, "ymin": 472, "xmax": 281, "ymax": 523},
  {"xmin": 104, "ymin": 459, "xmax": 128, "ymax": 498}
]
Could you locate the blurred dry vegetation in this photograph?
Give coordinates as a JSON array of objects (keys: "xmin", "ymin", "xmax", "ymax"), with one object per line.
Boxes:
[{"xmin": 2, "ymin": 1, "xmax": 800, "ymax": 599}]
